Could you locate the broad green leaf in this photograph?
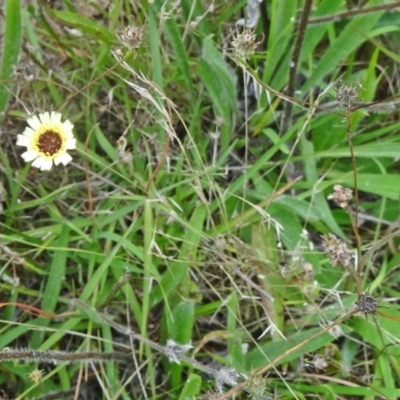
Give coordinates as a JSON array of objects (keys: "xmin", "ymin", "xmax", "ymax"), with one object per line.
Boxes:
[
  {"xmin": 178, "ymin": 374, "xmax": 202, "ymax": 399},
  {"xmin": 198, "ymin": 37, "xmax": 238, "ymax": 151}
]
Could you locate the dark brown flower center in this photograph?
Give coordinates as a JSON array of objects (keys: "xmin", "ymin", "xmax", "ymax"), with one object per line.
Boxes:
[{"xmin": 37, "ymin": 130, "xmax": 62, "ymax": 156}]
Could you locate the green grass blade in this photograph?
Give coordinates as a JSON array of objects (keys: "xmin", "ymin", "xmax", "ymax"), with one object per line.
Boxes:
[
  {"xmin": 0, "ymin": 0, "xmax": 22, "ymax": 115},
  {"xmin": 302, "ymin": 0, "xmax": 383, "ymax": 92}
]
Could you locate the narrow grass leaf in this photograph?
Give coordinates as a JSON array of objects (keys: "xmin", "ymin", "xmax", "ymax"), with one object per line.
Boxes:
[
  {"xmin": 150, "ymin": 204, "xmax": 207, "ymax": 306},
  {"xmin": 329, "ymin": 173, "xmax": 400, "ymax": 201},
  {"xmin": 302, "ymin": 0, "xmax": 384, "ymax": 92},
  {"xmin": 166, "ymin": 301, "xmax": 195, "ymax": 390},
  {"xmin": 164, "ymin": 18, "xmax": 194, "ymax": 101},
  {"xmin": 41, "ymin": 225, "xmax": 69, "ymax": 314},
  {"xmin": 316, "ymin": 142, "xmax": 400, "ymax": 158},
  {"xmin": 148, "ymin": 4, "xmax": 163, "ymax": 87},
  {"xmin": 49, "ymin": 10, "xmax": 116, "ymax": 44},
  {"xmin": 0, "ymin": 0, "xmax": 22, "ymax": 115}
]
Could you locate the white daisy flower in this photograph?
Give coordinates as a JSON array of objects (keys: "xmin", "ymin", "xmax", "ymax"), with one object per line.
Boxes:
[{"xmin": 16, "ymin": 111, "xmax": 76, "ymax": 171}]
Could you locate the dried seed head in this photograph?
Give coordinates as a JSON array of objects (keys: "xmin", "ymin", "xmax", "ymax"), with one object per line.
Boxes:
[
  {"xmin": 312, "ymin": 354, "xmax": 328, "ymax": 371},
  {"xmin": 327, "ymin": 184, "xmax": 353, "ymax": 208},
  {"xmin": 355, "ymin": 292, "xmax": 378, "ymax": 318},
  {"xmin": 321, "ymin": 233, "xmax": 353, "ymax": 268},
  {"xmin": 12, "ymin": 62, "xmax": 35, "ymax": 82},
  {"xmin": 118, "ymin": 21, "xmax": 145, "ymax": 54},
  {"xmin": 245, "ymin": 372, "xmax": 269, "ymax": 399},
  {"xmin": 231, "ymin": 27, "xmax": 263, "ymax": 59},
  {"xmin": 28, "ymin": 368, "xmax": 45, "ymax": 383},
  {"xmin": 336, "ymin": 82, "xmax": 363, "ymax": 110},
  {"xmin": 215, "ymin": 367, "xmax": 240, "ymax": 391},
  {"xmin": 164, "ymin": 339, "xmax": 193, "ymax": 364}
]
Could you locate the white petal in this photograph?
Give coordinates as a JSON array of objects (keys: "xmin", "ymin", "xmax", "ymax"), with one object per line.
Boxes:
[
  {"xmin": 54, "ymin": 153, "xmax": 72, "ymax": 165},
  {"xmin": 66, "ymin": 137, "xmax": 77, "ymax": 149},
  {"xmin": 21, "ymin": 127, "xmax": 36, "ymax": 138},
  {"xmin": 40, "ymin": 112, "xmax": 51, "ymax": 124},
  {"xmin": 21, "ymin": 150, "xmax": 39, "ymax": 162},
  {"xmin": 62, "ymin": 120, "xmax": 74, "ymax": 134},
  {"xmin": 27, "ymin": 115, "xmax": 41, "ymax": 130},
  {"xmin": 50, "ymin": 111, "xmax": 62, "ymax": 124},
  {"xmin": 32, "ymin": 157, "xmax": 53, "ymax": 171},
  {"xmin": 16, "ymin": 135, "xmax": 32, "ymax": 147}
]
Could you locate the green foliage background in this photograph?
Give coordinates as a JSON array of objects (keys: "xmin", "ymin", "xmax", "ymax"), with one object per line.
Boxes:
[{"xmin": 1, "ymin": 0, "xmax": 400, "ymax": 399}]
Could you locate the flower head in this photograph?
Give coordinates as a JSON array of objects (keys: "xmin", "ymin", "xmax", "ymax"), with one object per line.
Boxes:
[
  {"xmin": 336, "ymin": 81, "xmax": 363, "ymax": 110},
  {"xmin": 231, "ymin": 27, "xmax": 262, "ymax": 59},
  {"xmin": 321, "ymin": 233, "xmax": 353, "ymax": 268},
  {"xmin": 118, "ymin": 23, "xmax": 145, "ymax": 53},
  {"xmin": 16, "ymin": 111, "xmax": 76, "ymax": 171},
  {"xmin": 327, "ymin": 184, "xmax": 353, "ymax": 208},
  {"xmin": 28, "ymin": 368, "xmax": 45, "ymax": 383}
]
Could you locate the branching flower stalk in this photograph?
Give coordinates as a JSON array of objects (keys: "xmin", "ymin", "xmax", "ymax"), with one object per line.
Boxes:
[
  {"xmin": 73, "ymin": 300, "xmax": 240, "ymax": 390},
  {"xmin": 214, "ymin": 308, "xmax": 358, "ymax": 400},
  {"xmin": 0, "ymin": 299, "xmax": 241, "ymax": 393}
]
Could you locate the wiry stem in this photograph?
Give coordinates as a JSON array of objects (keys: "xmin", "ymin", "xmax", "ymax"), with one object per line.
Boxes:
[
  {"xmin": 73, "ymin": 300, "xmax": 239, "ymax": 388},
  {"xmin": 214, "ymin": 310, "xmax": 357, "ymax": 400},
  {"xmin": 307, "ymin": 2, "xmax": 400, "ymax": 25},
  {"xmin": 346, "ymin": 110, "xmax": 362, "ymax": 294},
  {"xmin": 0, "ymin": 348, "xmax": 129, "ymax": 364},
  {"xmin": 279, "ymin": 0, "xmax": 313, "ymax": 135}
]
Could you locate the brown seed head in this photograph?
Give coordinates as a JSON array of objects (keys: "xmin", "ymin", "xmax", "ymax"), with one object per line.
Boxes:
[
  {"xmin": 327, "ymin": 184, "xmax": 353, "ymax": 208},
  {"xmin": 321, "ymin": 233, "xmax": 353, "ymax": 268},
  {"xmin": 336, "ymin": 82, "xmax": 363, "ymax": 110},
  {"xmin": 355, "ymin": 292, "xmax": 378, "ymax": 318}
]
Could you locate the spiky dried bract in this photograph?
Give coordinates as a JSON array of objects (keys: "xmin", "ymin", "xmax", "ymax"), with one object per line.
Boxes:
[
  {"xmin": 327, "ymin": 184, "xmax": 353, "ymax": 208},
  {"xmin": 355, "ymin": 292, "xmax": 378, "ymax": 318},
  {"xmin": 336, "ymin": 82, "xmax": 362, "ymax": 110},
  {"xmin": 165, "ymin": 339, "xmax": 193, "ymax": 364},
  {"xmin": 321, "ymin": 233, "xmax": 353, "ymax": 268},
  {"xmin": 16, "ymin": 111, "xmax": 76, "ymax": 171},
  {"xmin": 231, "ymin": 27, "xmax": 263, "ymax": 59},
  {"xmin": 215, "ymin": 367, "xmax": 240, "ymax": 392},
  {"xmin": 246, "ymin": 372, "xmax": 269, "ymax": 399},
  {"xmin": 118, "ymin": 22, "xmax": 145, "ymax": 54},
  {"xmin": 28, "ymin": 368, "xmax": 45, "ymax": 383}
]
